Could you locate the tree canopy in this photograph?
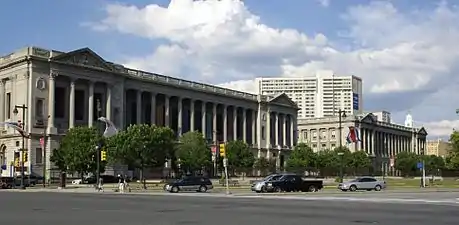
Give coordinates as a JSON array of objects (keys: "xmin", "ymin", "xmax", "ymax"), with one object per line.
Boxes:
[
  {"xmin": 176, "ymin": 131, "xmax": 211, "ymax": 172},
  {"xmin": 225, "ymin": 140, "xmax": 255, "ymax": 171},
  {"xmin": 286, "ymin": 143, "xmax": 316, "ymax": 171},
  {"xmin": 50, "ymin": 126, "xmax": 104, "ymax": 177},
  {"xmin": 106, "ymin": 124, "xmax": 175, "ymax": 187}
]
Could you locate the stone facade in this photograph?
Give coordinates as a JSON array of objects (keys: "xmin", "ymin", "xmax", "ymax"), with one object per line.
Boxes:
[
  {"xmin": 0, "ymin": 47, "xmax": 299, "ymax": 178},
  {"xmin": 298, "ymin": 113, "xmax": 427, "ymax": 173}
]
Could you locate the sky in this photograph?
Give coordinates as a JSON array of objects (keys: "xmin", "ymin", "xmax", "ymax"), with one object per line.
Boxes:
[{"xmin": 1, "ymin": 0, "xmax": 459, "ymax": 139}]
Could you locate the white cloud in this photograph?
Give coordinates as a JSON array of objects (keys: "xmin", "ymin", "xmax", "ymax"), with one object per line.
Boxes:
[
  {"xmin": 317, "ymin": 0, "xmax": 330, "ymax": 7},
  {"xmin": 87, "ymin": 0, "xmax": 459, "ymax": 137}
]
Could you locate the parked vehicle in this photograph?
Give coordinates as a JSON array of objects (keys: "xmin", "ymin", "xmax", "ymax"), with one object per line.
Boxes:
[
  {"xmin": 338, "ymin": 176, "xmax": 386, "ymax": 192},
  {"xmin": 263, "ymin": 174, "xmax": 323, "ymax": 193},
  {"xmin": 164, "ymin": 176, "xmax": 213, "ymax": 193},
  {"xmin": 251, "ymin": 174, "xmax": 283, "ymax": 193},
  {"xmin": 1, "ymin": 177, "xmax": 14, "ymax": 189}
]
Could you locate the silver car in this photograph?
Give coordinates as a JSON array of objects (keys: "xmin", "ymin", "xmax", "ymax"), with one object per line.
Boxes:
[{"xmin": 338, "ymin": 177, "xmax": 386, "ymax": 192}]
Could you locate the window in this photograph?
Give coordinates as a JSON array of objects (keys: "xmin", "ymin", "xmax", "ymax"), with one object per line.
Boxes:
[
  {"xmin": 35, "ymin": 98, "xmax": 44, "ymax": 118},
  {"xmin": 35, "ymin": 148, "xmax": 43, "ymax": 164},
  {"xmin": 6, "ymin": 93, "xmax": 11, "ymax": 119}
]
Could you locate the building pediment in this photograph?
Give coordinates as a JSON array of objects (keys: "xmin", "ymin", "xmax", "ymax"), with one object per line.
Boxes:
[
  {"xmin": 418, "ymin": 127, "xmax": 428, "ymax": 136},
  {"xmin": 51, "ymin": 48, "xmax": 113, "ymax": 71},
  {"xmin": 360, "ymin": 113, "xmax": 377, "ymax": 124},
  {"xmin": 268, "ymin": 93, "xmax": 298, "ymax": 108}
]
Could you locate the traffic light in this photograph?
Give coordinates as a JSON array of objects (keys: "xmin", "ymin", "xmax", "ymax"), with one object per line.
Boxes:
[
  {"xmin": 101, "ymin": 150, "xmax": 107, "ymax": 161},
  {"xmin": 219, "ymin": 143, "xmax": 226, "ymax": 157},
  {"xmin": 14, "ymin": 158, "xmax": 19, "ymax": 167},
  {"xmin": 22, "ymin": 151, "xmax": 28, "ymax": 162}
]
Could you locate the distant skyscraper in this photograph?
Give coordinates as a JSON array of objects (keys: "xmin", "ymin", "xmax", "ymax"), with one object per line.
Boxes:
[{"xmin": 255, "ymin": 70, "xmax": 363, "ymax": 118}]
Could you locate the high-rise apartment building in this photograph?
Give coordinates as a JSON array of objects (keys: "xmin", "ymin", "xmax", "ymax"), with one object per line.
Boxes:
[
  {"xmin": 255, "ymin": 70, "xmax": 363, "ymax": 118},
  {"xmin": 426, "ymin": 139, "xmax": 452, "ymax": 157}
]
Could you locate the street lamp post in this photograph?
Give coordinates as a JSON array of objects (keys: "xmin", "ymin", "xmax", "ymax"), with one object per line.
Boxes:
[
  {"xmin": 13, "ymin": 104, "xmax": 28, "ymax": 190},
  {"xmin": 337, "ymin": 109, "xmax": 346, "ymax": 184},
  {"xmin": 95, "ymin": 99, "xmax": 102, "ymax": 191}
]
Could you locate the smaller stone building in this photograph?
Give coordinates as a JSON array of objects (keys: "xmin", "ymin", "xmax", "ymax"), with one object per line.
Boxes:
[{"xmin": 298, "ymin": 113, "xmax": 428, "ymax": 173}]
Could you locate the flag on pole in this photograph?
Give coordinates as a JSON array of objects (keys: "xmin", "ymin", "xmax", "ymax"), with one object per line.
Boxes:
[
  {"xmin": 97, "ymin": 117, "xmax": 118, "ymax": 138},
  {"xmin": 346, "ymin": 126, "xmax": 361, "ymax": 144}
]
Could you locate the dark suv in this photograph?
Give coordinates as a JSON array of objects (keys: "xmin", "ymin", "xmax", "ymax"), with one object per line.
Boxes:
[{"xmin": 164, "ymin": 176, "xmax": 213, "ymax": 193}]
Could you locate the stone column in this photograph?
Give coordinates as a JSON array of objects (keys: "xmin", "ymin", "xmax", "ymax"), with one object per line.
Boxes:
[
  {"xmin": 233, "ymin": 107, "xmax": 237, "ymax": 140},
  {"xmin": 88, "ymin": 81, "xmax": 95, "ymax": 127},
  {"xmin": 266, "ymin": 111, "xmax": 271, "ymax": 159},
  {"xmin": 290, "ymin": 115, "xmax": 294, "ymax": 147},
  {"xmin": 282, "ymin": 114, "xmax": 287, "ymax": 147},
  {"xmin": 136, "ymin": 91, "xmax": 142, "ymax": 124},
  {"xmin": 190, "ymin": 99, "xmax": 195, "ymax": 131},
  {"xmin": 177, "ymin": 97, "xmax": 183, "ymax": 136},
  {"xmin": 252, "ymin": 110, "xmax": 256, "ymax": 145},
  {"xmin": 212, "ymin": 103, "xmax": 217, "ymax": 143},
  {"xmin": 201, "ymin": 102, "xmax": 206, "ymax": 139},
  {"xmin": 48, "ymin": 73, "xmax": 56, "ymax": 129},
  {"xmin": 150, "ymin": 93, "xmax": 156, "ymax": 125},
  {"xmin": 274, "ymin": 113, "xmax": 279, "ymax": 147},
  {"xmin": 164, "ymin": 95, "xmax": 170, "ymax": 126},
  {"xmin": 371, "ymin": 130, "xmax": 375, "ymax": 155},
  {"xmin": 223, "ymin": 105, "xmax": 228, "ymax": 142},
  {"xmin": 106, "ymin": 84, "xmax": 112, "ymax": 121},
  {"xmin": 0, "ymin": 80, "xmax": 4, "ymax": 127},
  {"xmin": 69, "ymin": 79, "xmax": 76, "ymax": 128},
  {"xmin": 242, "ymin": 109, "xmax": 247, "ymax": 143}
]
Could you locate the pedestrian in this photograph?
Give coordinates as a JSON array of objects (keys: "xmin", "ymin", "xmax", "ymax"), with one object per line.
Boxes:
[
  {"xmin": 118, "ymin": 174, "xmax": 125, "ymax": 193},
  {"xmin": 98, "ymin": 177, "xmax": 104, "ymax": 192}
]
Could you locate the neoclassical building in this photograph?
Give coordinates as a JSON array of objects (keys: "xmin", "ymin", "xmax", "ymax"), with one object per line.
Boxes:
[
  {"xmin": 0, "ymin": 47, "xmax": 299, "ymax": 178},
  {"xmin": 298, "ymin": 113, "xmax": 428, "ymax": 173}
]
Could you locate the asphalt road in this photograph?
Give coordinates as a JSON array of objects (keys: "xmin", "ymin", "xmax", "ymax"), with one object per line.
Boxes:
[{"xmin": 0, "ymin": 192, "xmax": 458, "ymax": 225}]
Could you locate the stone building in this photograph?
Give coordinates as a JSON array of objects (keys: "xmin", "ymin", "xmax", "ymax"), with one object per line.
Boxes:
[
  {"xmin": 0, "ymin": 47, "xmax": 299, "ymax": 178},
  {"xmin": 298, "ymin": 113, "xmax": 428, "ymax": 173}
]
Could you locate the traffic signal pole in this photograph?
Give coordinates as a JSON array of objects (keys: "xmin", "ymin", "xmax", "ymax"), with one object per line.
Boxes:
[{"xmin": 219, "ymin": 143, "xmax": 230, "ymax": 195}]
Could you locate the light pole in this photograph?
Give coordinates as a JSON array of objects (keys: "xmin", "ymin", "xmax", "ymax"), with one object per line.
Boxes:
[
  {"xmin": 41, "ymin": 115, "xmax": 50, "ymax": 187},
  {"xmin": 13, "ymin": 104, "xmax": 28, "ymax": 190},
  {"xmin": 338, "ymin": 152, "xmax": 344, "ymax": 183},
  {"xmin": 95, "ymin": 99, "xmax": 102, "ymax": 190}
]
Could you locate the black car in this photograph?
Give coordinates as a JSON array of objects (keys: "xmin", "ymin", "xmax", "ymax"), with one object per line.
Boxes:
[
  {"xmin": 264, "ymin": 174, "xmax": 323, "ymax": 192},
  {"xmin": 84, "ymin": 175, "xmax": 119, "ymax": 184},
  {"xmin": 164, "ymin": 176, "xmax": 213, "ymax": 193}
]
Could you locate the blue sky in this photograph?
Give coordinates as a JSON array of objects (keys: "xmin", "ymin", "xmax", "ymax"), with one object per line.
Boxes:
[{"xmin": 1, "ymin": 0, "xmax": 458, "ymax": 137}]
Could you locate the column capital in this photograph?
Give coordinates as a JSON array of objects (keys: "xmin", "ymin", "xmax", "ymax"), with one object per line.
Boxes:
[
  {"xmin": 0, "ymin": 79, "xmax": 5, "ymax": 86},
  {"xmin": 49, "ymin": 71, "xmax": 58, "ymax": 79}
]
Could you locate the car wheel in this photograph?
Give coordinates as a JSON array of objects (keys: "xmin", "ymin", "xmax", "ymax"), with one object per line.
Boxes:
[
  {"xmin": 349, "ymin": 185, "xmax": 357, "ymax": 192},
  {"xmin": 261, "ymin": 186, "xmax": 267, "ymax": 193},
  {"xmin": 199, "ymin": 185, "xmax": 207, "ymax": 193},
  {"xmin": 308, "ymin": 185, "xmax": 317, "ymax": 192},
  {"xmin": 274, "ymin": 187, "xmax": 281, "ymax": 192},
  {"xmin": 374, "ymin": 185, "xmax": 382, "ymax": 191},
  {"xmin": 171, "ymin": 186, "xmax": 179, "ymax": 193}
]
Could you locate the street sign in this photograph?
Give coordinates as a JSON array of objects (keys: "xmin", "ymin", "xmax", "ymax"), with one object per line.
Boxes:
[
  {"xmin": 211, "ymin": 146, "xmax": 216, "ymax": 155},
  {"xmin": 417, "ymin": 162, "xmax": 424, "ymax": 169},
  {"xmin": 0, "ymin": 165, "xmax": 6, "ymax": 170},
  {"xmin": 39, "ymin": 137, "xmax": 45, "ymax": 148}
]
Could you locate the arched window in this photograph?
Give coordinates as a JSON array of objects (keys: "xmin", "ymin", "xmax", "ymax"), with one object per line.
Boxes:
[{"xmin": 0, "ymin": 145, "xmax": 6, "ymax": 166}]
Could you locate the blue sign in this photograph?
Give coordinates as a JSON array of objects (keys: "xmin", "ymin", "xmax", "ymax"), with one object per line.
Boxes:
[
  {"xmin": 0, "ymin": 165, "xmax": 6, "ymax": 170},
  {"xmin": 352, "ymin": 93, "xmax": 359, "ymax": 110},
  {"xmin": 417, "ymin": 162, "xmax": 424, "ymax": 169}
]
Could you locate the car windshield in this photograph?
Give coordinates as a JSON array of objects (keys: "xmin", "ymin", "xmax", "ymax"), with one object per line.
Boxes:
[{"xmin": 264, "ymin": 175, "xmax": 281, "ymax": 181}]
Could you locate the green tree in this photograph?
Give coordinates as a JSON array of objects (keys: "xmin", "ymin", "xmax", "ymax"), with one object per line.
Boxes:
[
  {"xmin": 423, "ymin": 155, "xmax": 445, "ymax": 176},
  {"xmin": 348, "ymin": 151, "xmax": 371, "ymax": 175},
  {"xmin": 315, "ymin": 149, "xmax": 337, "ymax": 176},
  {"xmin": 225, "ymin": 140, "xmax": 255, "ymax": 173},
  {"xmin": 51, "ymin": 126, "xmax": 104, "ymax": 180},
  {"xmin": 395, "ymin": 151, "xmax": 418, "ymax": 176},
  {"xmin": 254, "ymin": 157, "xmax": 276, "ymax": 176},
  {"xmin": 106, "ymin": 124, "xmax": 175, "ymax": 189},
  {"xmin": 446, "ymin": 131, "xmax": 459, "ymax": 169},
  {"xmin": 286, "ymin": 143, "xmax": 316, "ymax": 173},
  {"xmin": 176, "ymin": 131, "xmax": 211, "ymax": 173}
]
